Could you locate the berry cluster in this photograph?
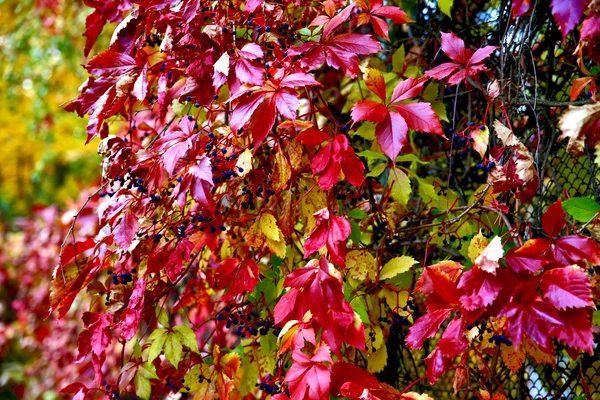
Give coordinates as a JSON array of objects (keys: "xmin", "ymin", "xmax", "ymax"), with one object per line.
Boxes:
[
  {"xmin": 257, "ymin": 376, "xmax": 289, "ymax": 396},
  {"xmin": 216, "ymin": 307, "xmax": 279, "ymax": 338},
  {"xmin": 489, "ymin": 334, "xmax": 513, "ymax": 346},
  {"xmin": 107, "ymin": 269, "xmax": 136, "ymax": 286}
]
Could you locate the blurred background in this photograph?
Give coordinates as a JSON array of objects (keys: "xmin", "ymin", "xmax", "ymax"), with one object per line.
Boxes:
[
  {"xmin": 1, "ymin": 1, "xmax": 105, "ymax": 398},
  {"xmin": 0, "ymin": 0, "xmax": 100, "ymax": 221}
]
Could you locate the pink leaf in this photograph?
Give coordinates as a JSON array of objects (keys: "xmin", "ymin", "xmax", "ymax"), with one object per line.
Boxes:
[
  {"xmin": 393, "ymin": 102, "xmax": 443, "ymax": 134},
  {"xmin": 440, "ymin": 32, "xmax": 470, "ymax": 64},
  {"xmin": 113, "ymin": 211, "xmax": 139, "ymax": 249},
  {"xmin": 551, "ymin": 0, "xmax": 586, "ymax": 41},
  {"xmin": 436, "ymin": 318, "xmax": 468, "ymax": 358},
  {"xmin": 119, "ymin": 278, "xmax": 146, "ymax": 340},
  {"xmin": 375, "ymin": 112, "xmax": 408, "ymax": 160}
]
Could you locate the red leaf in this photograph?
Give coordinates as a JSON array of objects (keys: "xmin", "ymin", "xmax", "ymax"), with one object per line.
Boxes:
[
  {"xmin": 390, "ymin": 77, "xmax": 426, "ymax": 104},
  {"xmin": 539, "ymin": 265, "xmax": 593, "ymax": 310},
  {"xmin": 285, "ymin": 345, "xmax": 332, "ymax": 400},
  {"xmin": 331, "ymin": 362, "xmax": 401, "ymax": 400},
  {"xmin": 424, "ymin": 348, "xmax": 452, "ymax": 384},
  {"xmin": 322, "ymin": 4, "xmax": 355, "ymax": 38},
  {"xmin": 406, "ymin": 308, "xmax": 452, "ymax": 349},
  {"xmin": 436, "ymin": 318, "xmax": 468, "ymax": 358},
  {"xmin": 215, "ymin": 258, "xmax": 261, "ymax": 300},
  {"xmin": 548, "ymin": 235, "xmax": 600, "ymax": 266},
  {"xmin": 276, "ymin": 258, "xmax": 347, "ymax": 325},
  {"xmin": 83, "ymin": 11, "xmax": 106, "ymax": 57},
  {"xmin": 113, "ymin": 210, "xmax": 139, "ymax": 249},
  {"xmin": 77, "ymin": 312, "xmax": 113, "ymax": 360},
  {"xmin": 503, "ymin": 239, "xmax": 551, "ymax": 273},
  {"xmin": 570, "ymin": 77, "xmax": 594, "ymax": 101},
  {"xmin": 458, "ymin": 266, "xmax": 502, "ymax": 310},
  {"xmin": 119, "ymin": 278, "xmax": 146, "ymax": 340},
  {"xmin": 551, "ymin": 0, "xmax": 586, "ymax": 41},
  {"xmin": 425, "ymin": 32, "xmax": 496, "ymax": 85},
  {"xmin": 425, "ymin": 63, "xmax": 460, "ymax": 80},
  {"xmin": 297, "ymin": 128, "xmax": 332, "ymax": 146},
  {"xmin": 351, "ymin": 100, "xmax": 388, "ymax": 123},
  {"xmin": 280, "ymin": 72, "xmax": 322, "ymax": 88},
  {"xmin": 512, "ymin": 0, "xmax": 532, "ymax": 16},
  {"xmin": 310, "ymin": 135, "xmax": 365, "ymax": 190},
  {"xmin": 552, "ymin": 308, "xmax": 594, "ymax": 352},
  {"xmin": 542, "ymin": 200, "xmax": 565, "ymax": 238},
  {"xmin": 303, "ymin": 209, "xmax": 351, "ymax": 266},
  {"xmin": 85, "ymin": 50, "xmax": 138, "ymax": 76},
  {"xmin": 499, "ymin": 295, "xmax": 564, "ymax": 350}
]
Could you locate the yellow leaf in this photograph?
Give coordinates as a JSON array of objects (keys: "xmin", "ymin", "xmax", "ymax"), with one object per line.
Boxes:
[
  {"xmin": 235, "ymin": 148, "xmax": 253, "ymax": 178},
  {"xmin": 367, "ymin": 344, "xmax": 387, "ymax": 373},
  {"xmin": 346, "ymin": 250, "xmax": 377, "ymax": 281},
  {"xmin": 354, "ymin": 121, "xmax": 376, "ymax": 140},
  {"xmin": 266, "ymin": 237, "xmax": 286, "ymax": 258},
  {"xmin": 438, "ymin": 0, "xmax": 454, "ymax": 17},
  {"xmin": 388, "ymin": 167, "xmax": 411, "ymax": 207},
  {"xmin": 500, "ymin": 342, "xmax": 526, "ymax": 373},
  {"xmin": 470, "ymin": 126, "xmax": 489, "ymax": 158},
  {"xmin": 272, "ymin": 150, "xmax": 291, "ymax": 190},
  {"xmin": 246, "ymin": 220, "xmax": 264, "ymax": 248},
  {"xmin": 299, "ymin": 180, "xmax": 327, "ymax": 231},
  {"xmin": 371, "ymin": 326, "xmax": 384, "ymax": 350},
  {"xmin": 522, "ymin": 336, "xmax": 555, "ymax": 366},
  {"xmin": 360, "ymin": 66, "xmax": 386, "ymax": 99},
  {"xmin": 380, "ymin": 288, "xmax": 410, "ymax": 317},
  {"xmin": 259, "ymin": 213, "xmax": 281, "ymax": 241},
  {"xmin": 468, "ymin": 231, "xmax": 489, "ymax": 263},
  {"xmin": 287, "ymin": 140, "xmax": 304, "ymax": 170},
  {"xmin": 380, "ymin": 256, "xmax": 418, "ymax": 280}
]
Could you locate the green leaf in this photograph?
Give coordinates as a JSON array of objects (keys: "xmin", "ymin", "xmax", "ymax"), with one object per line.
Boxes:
[
  {"xmin": 395, "ymin": 154, "xmax": 429, "ymax": 164},
  {"xmin": 392, "ymin": 46, "xmax": 405, "ymax": 72},
  {"xmin": 163, "ymin": 332, "xmax": 183, "ymax": 368},
  {"xmin": 438, "ymin": 0, "xmax": 454, "ymax": 17},
  {"xmin": 134, "ymin": 371, "xmax": 151, "ymax": 399},
  {"xmin": 350, "ymin": 220, "xmax": 362, "ymax": 244},
  {"xmin": 348, "ymin": 208, "xmax": 369, "ymax": 219},
  {"xmin": 350, "ymin": 296, "xmax": 371, "ymax": 325},
  {"xmin": 380, "ymin": 256, "xmax": 418, "ymax": 280},
  {"xmin": 357, "ymin": 149, "xmax": 387, "ymax": 161},
  {"xmin": 562, "ymin": 197, "xmax": 600, "ymax": 222},
  {"xmin": 366, "ymin": 163, "xmax": 387, "ymax": 178},
  {"xmin": 593, "ymin": 310, "xmax": 600, "ymax": 327},
  {"xmin": 147, "ymin": 328, "xmax": 167, "ymax": 363},
  {"xmin": 173, "ymin": 326, "xmax": 200, "ymax": 353},
  {"xmin": 135, "ymin": 362, "xmax": 159, "ymax": 399},
  {"xmin": 156, "ymin": 306, "xmax": 169, "ymax": 327},
  {"xmin": 354, "ymin": 122, "xmax": 376, "ymax": 140},
  {"xmin": 388, "ymin": 168, "xmax": 411, "ymax": 207}
]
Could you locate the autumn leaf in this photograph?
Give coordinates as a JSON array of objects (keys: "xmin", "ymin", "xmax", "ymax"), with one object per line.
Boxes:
[
  {"xmin": 351, "ymin": 78, "xmax": 443, "ymax": 160},
  {"xmin": 303, "ymin": 208, "xmax": 351, "ymax": 267},
  {"xmin": 285, "ymin": 345, "xmax": 332, "ymax": 400},
  {"xmin": 425, "ymin": 32, "xmax": 496, "ymax": 85},
  {"xmin": 474, "ymin": 236, "xmax": 504, "ymax": 275}
]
